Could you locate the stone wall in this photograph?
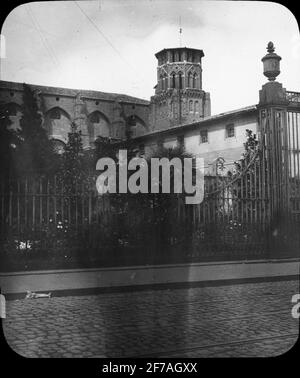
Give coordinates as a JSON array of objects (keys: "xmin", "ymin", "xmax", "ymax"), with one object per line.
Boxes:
[
  {"xmin": 143, "ymin": 109, "xmax": 258, "ymax": 174},
  {"xmin": 0, "ymin": 81, "xmax": 150, "ymax": 149}
]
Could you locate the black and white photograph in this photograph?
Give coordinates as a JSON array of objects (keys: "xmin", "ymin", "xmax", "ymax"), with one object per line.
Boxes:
[{"xmin": 0, "ymin": 0, "xmax": 299, "ymax": 361}]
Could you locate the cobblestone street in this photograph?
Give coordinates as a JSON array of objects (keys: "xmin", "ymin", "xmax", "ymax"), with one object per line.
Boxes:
[{"xmin": 2, "ymin": 279, "xmax": 299, "ymax": 358}]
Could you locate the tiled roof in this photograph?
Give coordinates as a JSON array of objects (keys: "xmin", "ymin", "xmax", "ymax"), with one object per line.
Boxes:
[
  {"xmin": 155, "ymin": 47, "xmax": 204, "ymax": 58},
  {"xmin": 134, "ymin": 105, "xmax": 258, "ymax": 140},
  {"xmin": 0, "ymin": 80, "xmax": 150, "ymax": 105}
]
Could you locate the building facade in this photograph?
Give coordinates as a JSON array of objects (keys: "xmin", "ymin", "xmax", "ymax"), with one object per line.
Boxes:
[
  {"xmin": 1, "ymin": 45, "xmax": 299, "ymax": 174},
  {"xmin": 137, "ymin": 105, "xmax": 258, "ymax": 174},
  {"xmin": 0, "ymin": 81, "xmax": 150, "ymax": 152}
]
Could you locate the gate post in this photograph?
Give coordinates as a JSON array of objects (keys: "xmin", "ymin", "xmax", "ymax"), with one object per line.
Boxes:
[{"xmin": 257, "ymin": 42, "xmax": 290, "ymax": 219}]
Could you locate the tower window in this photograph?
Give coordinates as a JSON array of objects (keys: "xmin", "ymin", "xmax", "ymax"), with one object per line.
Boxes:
[
  {"xmin": 178, "ymin": 51, "xmax": 182, "ymax": 62},
  {"xmin": 172, "ymin": 51, "xmax": 175, "ymax": 62},
  {"xmin": 164, "ymin": 74, "xmax": 167, "ymax": 90},
  {"xmin": 189, "ymin": 100, "xmax": 193, "ymax": 112},
  {"xmin": 179, "ymin": 73, "xmax": 183, "ymax": 89},
  {"xmin": 160, "ymin": 74, "xmax": 164, "ymax": 90},
  {"xmin": 200, "ymin": 130, "xmax": 208, "ymax": 143},
  {"xmin": 188, "ymin": 73, "xmax": 192, "ymax": 88},
  {"xmin": 226, "ymin": 124, "xmax": 235, "ymax": 138},
  {"xmin": 194, "ymin": 100, "xmax": 199, "ymax": 113},
  {"xmin": 192, "ymin": 73, "xmax": 197, "ymax": 89},
  {"xmin": 171, "ymin": 73, "xmax": 176, "ymax": 89}
]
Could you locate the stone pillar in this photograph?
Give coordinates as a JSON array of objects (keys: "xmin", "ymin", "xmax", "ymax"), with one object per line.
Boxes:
[
  {"xmin": 111, "ymin": 101, "xmax": 126, "ymax": 139},
  {"xmin": 257, "ymin": 42, "xmax": 290, "ymax": 217},
  {"xmin": 74, "ymin": 92, "xmax": 88, "ymax": 148},
  {"xmin": 33, "ymin": 89, "xmax": 45, "ymax": 125}
]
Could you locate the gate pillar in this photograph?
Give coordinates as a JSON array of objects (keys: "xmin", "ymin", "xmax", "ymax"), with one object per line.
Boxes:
[{"xmin": 257, "ymin": 42, "xmax": 290, "ymax": 218}]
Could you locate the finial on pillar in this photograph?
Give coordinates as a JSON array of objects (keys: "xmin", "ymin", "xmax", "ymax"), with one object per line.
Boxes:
[
  {"xmin": 267, "ymin": 41, "xmax": 275, "ymax": 53},
  {"xmin": 261, "ymin": 41, "xmax": 281, "ymax": 81},
  {"xmin": 259, "ymin": 42, "xmax": 288, "ymax": 106}
]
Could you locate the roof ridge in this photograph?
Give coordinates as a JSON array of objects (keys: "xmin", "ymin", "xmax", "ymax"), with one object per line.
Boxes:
[{"xmin": 0, "ymin": 80, "xmax": 150, "ymax": 104}]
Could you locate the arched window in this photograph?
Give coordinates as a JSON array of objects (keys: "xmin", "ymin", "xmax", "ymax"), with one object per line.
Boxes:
[
  {"xmin": 189, "ymin": 100, "xmax": 193, "ymax": 113},
  {"xmin": 49, "ymin": 108, "xmax": 61, "ymax": 119},
  {"xmin": 160, "ymin": 74, "xmax": 164, "ymax": 91},
  {"xmin": 163, "ymin": 74, "xmax": 167, "ymax": 90},
  {"xmin": 188, "ymin": 73, "xmax": 192, "ymax": 88},
  {"xmin": 194, "ymin": 101, "xmax": 199, "ymax": 113},
  {"xmin": 44, "ymin": 107, "xmax": 71, "ymax": 142},
  {"xmin": 88, "ymin": 111, "xmax": 110, "ymax": 141},
  {"xmin": 171, "ymin": 73, "xmax": 176, "ymax": 89},
  {"xmin": 127, "ymin": 115, "xmax": 147, "ymax": 138},
  {"xmin": 46, "ymin": 107, "xmax": 70, "ymax": 120},
  {"xmin": 192, "ymin": 73, "xmax": 197, "ymax": 89},
  {"xmin": 89, "ymin": 112, "xmax": 101, "ymax": 123},
  {"xmin": 178, "ymin": 51, "xmax": 182, "ymax": 62},
  {"xmin": 178, "ymin": 72, "xmax": 183, "ymax": 89},
  {"xmin": 171, "ymin": 51, "xmax": 175, "ymax": 62}
]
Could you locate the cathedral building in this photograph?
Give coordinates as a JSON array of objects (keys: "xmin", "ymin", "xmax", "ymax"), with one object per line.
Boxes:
[
  {"xmin": 0, "ymin": 80, "xmax": 150, "ymax": 153},
  {"xmin": 1, "ymin": 45, "xmax": 298, "ymax": 173}
]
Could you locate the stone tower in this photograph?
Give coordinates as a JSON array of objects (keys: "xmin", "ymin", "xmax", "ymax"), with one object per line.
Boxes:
[{"xmin": 150, "ymin": 47, "xmax": 211, "ymax": 131}]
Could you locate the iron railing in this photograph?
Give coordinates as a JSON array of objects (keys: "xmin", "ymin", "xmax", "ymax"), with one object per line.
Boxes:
[{"xmin": 286, "ymin": 91, "xmax": 300, "ymax": 103}]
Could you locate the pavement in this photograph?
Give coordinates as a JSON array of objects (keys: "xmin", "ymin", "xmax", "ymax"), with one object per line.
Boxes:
[
  {"xmin": 2, "ymin": 278, "xmax": 299, "ymax": 358},
  {"xmin": 1, "ymin": 258, "xmax": 299, "ymax": 295}
]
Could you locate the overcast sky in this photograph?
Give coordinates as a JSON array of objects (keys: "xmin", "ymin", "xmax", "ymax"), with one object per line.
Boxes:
[{"xmin": 1, "ymin": 0, "xmax": 299, "ymax": 114}]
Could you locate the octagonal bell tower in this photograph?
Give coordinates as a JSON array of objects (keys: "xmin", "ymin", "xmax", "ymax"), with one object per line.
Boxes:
[{"xmin": 150, "ymin": 47, "xmax": 211, "ymax": 131}]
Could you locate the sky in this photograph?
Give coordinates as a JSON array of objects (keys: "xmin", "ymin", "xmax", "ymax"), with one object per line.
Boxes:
[{"xmin": 0, "ymin": 0, "xmax": 299, "ymax": 115}]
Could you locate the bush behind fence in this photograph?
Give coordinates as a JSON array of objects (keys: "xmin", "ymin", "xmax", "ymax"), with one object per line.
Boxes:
[{"xmin": 0, "ymin": 174, "xmax": 299, "ymax": 271}]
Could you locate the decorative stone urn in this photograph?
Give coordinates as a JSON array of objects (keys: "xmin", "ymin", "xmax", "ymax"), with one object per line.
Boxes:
[{"xmin": 261, "ymin": 42, "xmax": 281, "ymax": 81}]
